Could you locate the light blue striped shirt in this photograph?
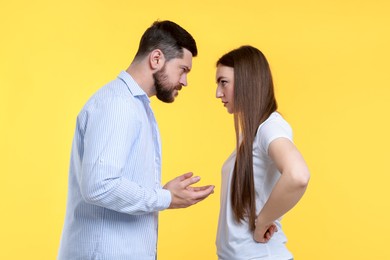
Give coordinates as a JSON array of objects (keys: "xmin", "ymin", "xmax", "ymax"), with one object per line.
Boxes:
[{"xmin": 58, "ymin": 71, "xmax": 172, "ymax": 260}]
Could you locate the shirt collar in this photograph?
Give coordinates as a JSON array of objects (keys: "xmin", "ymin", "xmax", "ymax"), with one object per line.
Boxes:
[{"xmin": 117, "ymin": 71, "xmax": 150, "ymax": 101}]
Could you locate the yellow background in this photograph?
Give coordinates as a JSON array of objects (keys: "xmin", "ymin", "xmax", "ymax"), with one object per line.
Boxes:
[{"xmin": 1, "ymin": 0, "xmax": 389, "ymax": 259}]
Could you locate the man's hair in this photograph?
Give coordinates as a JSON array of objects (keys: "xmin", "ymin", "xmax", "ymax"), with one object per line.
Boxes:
[
  {"xmin": 134, "ymin": 20, "xmax": 197, "ymax": 61},
  {"xmin": 217, "ymin": 45, "xmax": 277, "ymax": 232}
]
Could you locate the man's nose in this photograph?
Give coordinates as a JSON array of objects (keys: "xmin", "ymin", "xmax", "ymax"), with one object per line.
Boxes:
[{"xmin": 179, "ymin": 74, "xmax": 187, "ymax": 86}]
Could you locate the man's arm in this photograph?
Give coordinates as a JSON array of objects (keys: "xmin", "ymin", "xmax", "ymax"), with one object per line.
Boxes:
[{"xmin": 78, "ymin": 98, "xmax": 171, "ymax": 214}]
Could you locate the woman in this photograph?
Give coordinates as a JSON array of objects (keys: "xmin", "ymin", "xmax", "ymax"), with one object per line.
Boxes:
[{"xmin": 215, "ymin": 45, "xmax": 310, "ymax": 260}]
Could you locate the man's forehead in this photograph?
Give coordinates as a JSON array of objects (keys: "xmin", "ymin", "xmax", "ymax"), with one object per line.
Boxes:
[{"xmin": 174, "ymin": 49, "xmax": 193, "ymax": 69}]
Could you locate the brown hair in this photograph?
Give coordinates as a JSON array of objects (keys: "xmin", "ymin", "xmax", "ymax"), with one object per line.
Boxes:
[
  {"xmin": 134, "ymin": 20, "xmax": 197, "ymax": 61},
  {"xmin": 217, "ymin": 46, "xmax": 277, "ymax": 231}
]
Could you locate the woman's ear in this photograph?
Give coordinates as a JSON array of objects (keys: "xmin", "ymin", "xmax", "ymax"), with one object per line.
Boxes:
[{"xmin": 149, "ymin": 49, "xmax": 165, "ymax": 70}]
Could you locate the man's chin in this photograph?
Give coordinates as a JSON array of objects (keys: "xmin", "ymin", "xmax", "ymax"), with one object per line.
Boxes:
[
  {"xmin": 156, "ymin": 89, "xmax": 179, "ymax": 103},
  {"xmin": 164, "ymin": 99, "xmax": 175, "ymax": 103},
  {"xmin": 157, "ymin": 95, "xmax": 175, "ymax": 103}
]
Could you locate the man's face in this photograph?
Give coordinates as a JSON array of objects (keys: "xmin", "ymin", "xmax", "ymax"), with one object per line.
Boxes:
[{"xmin": 153, "ymin": 48, "xmax": 193, "ymax": 103}]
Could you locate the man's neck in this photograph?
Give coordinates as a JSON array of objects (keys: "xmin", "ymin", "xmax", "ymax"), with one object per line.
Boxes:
[{"xmin": 126, "ymin": 62, "xmax": 156, "ymax": 97}]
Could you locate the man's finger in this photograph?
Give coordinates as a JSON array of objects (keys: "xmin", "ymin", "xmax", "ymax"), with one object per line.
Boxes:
[
  {"xmin": 190, "ymin": 185, "xmax": 215, "ymax": 200},
  {"xmin": 188, "ymin": 185, "xmax": 214, "ymax": 192},
  {"xmin": 176, "ymin": 172, "xmax": 193, "ymax": 182},
  {"xmin": 181, "ymin": 175, "xmax": 201, "ymax": 187}
]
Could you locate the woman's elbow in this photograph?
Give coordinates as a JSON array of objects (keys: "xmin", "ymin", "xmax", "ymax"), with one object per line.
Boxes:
[{"xmin": 291, "ymin": 167, "xmax": 310, "ymax": 189}]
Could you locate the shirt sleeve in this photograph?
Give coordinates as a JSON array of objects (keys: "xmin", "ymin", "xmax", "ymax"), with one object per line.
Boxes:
[
  {"xmin": 257, "ymin": 114, "xmax": 293, "ymax": 155},
  {"xmin": 77, "ymin": 96, "xmax": 171, "ymax": 215}
]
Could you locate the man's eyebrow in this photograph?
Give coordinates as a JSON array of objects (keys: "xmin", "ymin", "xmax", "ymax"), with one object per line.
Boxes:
[{"xmin": 181, "ymin": 66, "xmax": 191, "ymax": 72}]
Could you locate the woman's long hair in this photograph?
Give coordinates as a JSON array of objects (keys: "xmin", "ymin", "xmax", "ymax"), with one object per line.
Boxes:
[{"xmin": 217, "ymin": 46, "xmax": 278, "ymax": 231}]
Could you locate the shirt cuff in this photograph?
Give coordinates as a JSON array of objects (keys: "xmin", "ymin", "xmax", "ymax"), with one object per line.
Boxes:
[{"xmin": 156, "ymin": 188, "xmax": 172, "ymax": 210}]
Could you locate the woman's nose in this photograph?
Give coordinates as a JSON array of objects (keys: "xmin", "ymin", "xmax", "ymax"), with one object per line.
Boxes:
[{"xmin": 216, "ymin": 88, "xmax": 224, "ymax": 98}]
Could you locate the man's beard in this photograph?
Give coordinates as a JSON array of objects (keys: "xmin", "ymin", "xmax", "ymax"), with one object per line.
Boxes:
[{"xmin": 153, "ymin": 66, "xmax": 181, "ymax": 103}]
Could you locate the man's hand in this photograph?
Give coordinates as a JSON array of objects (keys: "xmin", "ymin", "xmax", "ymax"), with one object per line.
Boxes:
[
  {"xmin": 253, "ymin": 221, "xmax": 278, "ymax": 243},
  {"xmin": 163, "ymin": 172, "xmax": 214, "ymax": 209}
]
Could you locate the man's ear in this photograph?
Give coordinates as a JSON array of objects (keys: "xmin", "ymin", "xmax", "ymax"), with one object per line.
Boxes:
[{"xmin": 149, "ymin": 49, "xmax": 165, "ymax": 70}]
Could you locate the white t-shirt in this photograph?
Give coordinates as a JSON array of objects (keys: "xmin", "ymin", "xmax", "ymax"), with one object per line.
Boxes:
[{"xmin": 216, "ymin": 112, "xmax": 294, "ymax": 260}]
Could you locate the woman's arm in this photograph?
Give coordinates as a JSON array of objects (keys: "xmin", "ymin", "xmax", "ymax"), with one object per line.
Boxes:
[{"xmin": 254, "ymin": 137, "xmax": 310, "ymax": 242}]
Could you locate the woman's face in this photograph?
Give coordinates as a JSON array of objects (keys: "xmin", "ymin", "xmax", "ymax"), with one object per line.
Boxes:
[{"xmin": 216, "ymin": 65, "xmax": 235, "ymax": 114}]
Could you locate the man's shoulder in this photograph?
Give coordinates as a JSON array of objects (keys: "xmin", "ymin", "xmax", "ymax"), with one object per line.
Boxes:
[{"xmin": 85, "ymin": 77, "xmax": 135, "ymax": 107}]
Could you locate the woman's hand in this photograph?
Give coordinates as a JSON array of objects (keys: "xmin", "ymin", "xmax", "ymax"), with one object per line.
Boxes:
[{"xmin": 253, "ymin": 221, "xmax": 278, "ymax": 243}]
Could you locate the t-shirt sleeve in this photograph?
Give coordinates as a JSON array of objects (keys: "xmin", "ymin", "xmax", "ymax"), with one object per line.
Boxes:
[{"xmin": 257, "ymin": 114, "xmax": 293, "ymax": 155}]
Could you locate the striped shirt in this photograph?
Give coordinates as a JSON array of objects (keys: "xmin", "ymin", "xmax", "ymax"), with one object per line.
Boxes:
[{"xmin": 58, "ymin": 71, "xmax": 172, "ymax": 260}]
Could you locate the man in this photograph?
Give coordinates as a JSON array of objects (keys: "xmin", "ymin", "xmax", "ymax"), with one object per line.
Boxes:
[{"xmin": 58, "ymin": 20, "xmax": 215, "ymax": 260}]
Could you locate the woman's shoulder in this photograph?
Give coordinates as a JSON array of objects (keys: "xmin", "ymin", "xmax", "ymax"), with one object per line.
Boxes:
[
  {"xmin": 258, "ymin": 112, "xmax": 291, "ymax": 132},
  {"xmin": 255, "ymin": 112, "xmax": 293, "ymax": 152}
]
